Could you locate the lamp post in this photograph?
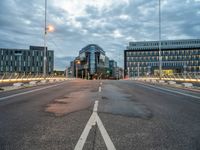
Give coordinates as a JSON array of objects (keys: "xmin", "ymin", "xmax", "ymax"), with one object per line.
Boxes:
[
  {"xmin": 43, "ymin": 0, "xmax": 54, "ymax": 78},
  {"xmin": 137, "ymin": 62, "xmax": 140, "ymax": 78},
  {"xmin": 76, "ymin": 60, "xmax": 80, "ymax": 78},
  {"xmin": 43, "ymin": 0, "xmax": 47, "ymax": 78},
  {"xmin": 159, "ymin": 0, "xmax": 162, "ymax": 79},
  {"xmin": 127, "ymin": 67, "xmax": 130, "ymax": 79}
]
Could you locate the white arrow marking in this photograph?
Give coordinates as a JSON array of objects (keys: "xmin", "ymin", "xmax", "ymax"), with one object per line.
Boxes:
[{"xmin": 74, "ymin": 100, "xmax": 116, "ymax": 150}]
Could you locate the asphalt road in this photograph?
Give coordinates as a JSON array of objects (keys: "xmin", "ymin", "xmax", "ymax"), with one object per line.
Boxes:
[{"xmin": 0, "ymin": 80, "xmax": 200, "ymax": 150}]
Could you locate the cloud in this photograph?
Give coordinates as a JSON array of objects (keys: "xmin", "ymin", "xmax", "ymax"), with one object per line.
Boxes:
[
  {"xmin": 54, "ymin": 56, "xmax": 75, "ymax": 71},
  {"xmin": 112, "ymin": 30, "xmax": 124, "ymax": 38},
  {"xmin": 0, "ymin": 0, "xmax": 199, "ymax": 69}
]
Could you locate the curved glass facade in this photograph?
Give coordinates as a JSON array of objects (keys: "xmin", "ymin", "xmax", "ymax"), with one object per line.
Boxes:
[{"xmin": 76, "ymin": 44, "xmax": 108, "ymax": 79}]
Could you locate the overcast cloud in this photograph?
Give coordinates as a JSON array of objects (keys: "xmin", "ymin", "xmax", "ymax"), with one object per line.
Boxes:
[{"xmin": 0, "ymin": 0, "xmax": 200, "ymax": 70}]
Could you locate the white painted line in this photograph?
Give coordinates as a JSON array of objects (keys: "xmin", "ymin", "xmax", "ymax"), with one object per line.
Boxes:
[
  {"xmin": 0, "ymin": 82, "xmax": 67, "ymax": 101},
  {"xmin": 75, "ymin": 100, "xmax": 116, "ymax": 150},
  {"xmin": 96, "ymin": 114, "xmax": 116, "ymax": 150},
  {"xmin": 99, "ymin": 86, "xmax": 102, "ymax": 92},
  {"xmin": 74, "ymin": 112, "xmax": 97, "ymax": 150},
  {"xmin": 100, "ymin": 82, "xmax": 102, "ymax": 85},
  {"xmin": 93, "ymin": 100, "xmax": 99, "ymax": 112},
  {"xmin": 136, "ymin": 83, "xmax": 178, "ymax": 97},
  {"xmin": 136, "ymin": 82, "xmax": 200, "ymax": 100}
]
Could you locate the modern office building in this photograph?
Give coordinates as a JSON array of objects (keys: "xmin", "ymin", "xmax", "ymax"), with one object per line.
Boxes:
[
  {"xmin": 124, "ymin": 39, "xmax": 200, "ymax": 77},
  {"xmin": 109, "ymin": 60, "xmax": 118, "ymax": 78},
  {"xmin": 70, "ymin": 44, "xmax": 113, "ymax": 79},
  {"xmin": 0, "ymin": 46, "xmax": 54, "ymax": 74}
]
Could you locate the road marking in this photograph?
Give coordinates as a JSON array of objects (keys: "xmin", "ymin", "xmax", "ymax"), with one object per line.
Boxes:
[
  {"xmin": 74, "ymin": 111, "xmax": 97, "ymax": 150},
  {"xmin": 96, "ymin": 114, "xmax": 116, "ymax": 150},
  {"xmin": 100, "ymin": 82, "xmax": 102, "ymax": 85},
  {"xmin": 99, "ymin": 86, "xmax": 102, "ymax": 92},
  {"xmin": 135, "ymin": 82, "xmax": 200, "ymax": 100},
  {"xmin": 74, "ymin": 100, "xmax": 116, "ymax": 150},
  {"xmin": 93, "ymin": 100, "xmax": 99, "ymax": 112},
  {"xmin": 0, "ymin": 82, "xmax": 67, "ymax": 101}
]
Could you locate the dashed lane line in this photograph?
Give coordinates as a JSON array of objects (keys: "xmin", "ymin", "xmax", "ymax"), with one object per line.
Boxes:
[
  {"xmin": 93, "ymin": 100, "xmax": 99, "ymax": 112},
  {"xmin": 99, "ymin": 86, "xmax": 102, "ymax": 92}
]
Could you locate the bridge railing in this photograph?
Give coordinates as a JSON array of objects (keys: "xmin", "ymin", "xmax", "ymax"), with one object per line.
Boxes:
[
  {"xmin": 129, "ymin": 72, "xmax": 200, "ymax": 82},
  {"xmin": 0, "ymin": 73, "xmax": 67, "ymax": 83}
]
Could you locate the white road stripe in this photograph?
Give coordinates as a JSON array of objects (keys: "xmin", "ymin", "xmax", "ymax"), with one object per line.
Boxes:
[
  {"xmin": 136, "ymin": 82, "xmax": 200, "ymax": 100},
  {"xmin": 93, "ymin": 100, "xmax": 99, "ymax": 112},
  {"xmin": 0, "ymin": 82, "xmax": 66, "ymax": 101},
  {"xmin": 74, "ymin": 100, "xmax": 116, "ymax": 150},
  {"xmin": 99, "ymin": 86, "xmax": 102, "ymax": 92},
  {"xmin": 96, "ymin": 114, "xmax": 116, "ymax": 150},
  {"xmin": 74, "ymin": 112, "xmax": 97, "ymax": 150}
]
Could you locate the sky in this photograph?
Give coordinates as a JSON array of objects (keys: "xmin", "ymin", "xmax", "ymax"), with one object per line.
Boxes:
[{"xmin": 0, "ymin": 0, "xmax": 200, "ymax": 70}]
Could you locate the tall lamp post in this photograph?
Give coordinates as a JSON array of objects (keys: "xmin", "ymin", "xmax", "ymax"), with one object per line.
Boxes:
[
  {"xmin": 158, "ymin": 0, "xmax": 162, "ymax": 79},
  {"xmin": 43, "ymin": 0, "xmax": 54, "ymax": 78},
  {"xmin": 76, "ymin": 60, "xmax": 80, "ymax": 78}
]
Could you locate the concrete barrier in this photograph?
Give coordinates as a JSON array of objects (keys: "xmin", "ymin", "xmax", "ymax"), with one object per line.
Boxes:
[
  {"xmin": 29, "ymin": 81, "xmax": 37, "ymax": 85},
  {"xmin": 13, "ymin": 82, "xmax": 24, "ymax": 87},
  {"xmin": 150, "ymin": 79, "xmax": 157, "ymax": 83},
  {"xmin": 158, "ymin": 80, "xmax": 165, "ymax": 83},
  {"xmin": 145, "ymin": 79, "xmax": 150, "ymax": 82},
  {"xmin": 49, "ymin": 79, "xmax": 55, "ymax": 83},
  {"xmin": 167, "ymin": 81, "xmax": 176, "ymax": 85},
  {"xmin": 181, "ymin": 83, "xmax": 193, "ymax": 88},
  {"xmin": 40, "ymin": 80, "xmax": 48, "ymax": 84}
]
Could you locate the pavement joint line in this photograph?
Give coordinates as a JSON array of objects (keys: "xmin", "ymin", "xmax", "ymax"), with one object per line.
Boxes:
[
  {"xmin": 136, "ymin": 82, "xmax": 200, "ymax": 100},
  {"xmin": 74, "ymin": 100, "xmax": 116, "ymax": 150},
  {"xmin": 0, "ymin": 82, "xmax": 67, "ymax": 101}
]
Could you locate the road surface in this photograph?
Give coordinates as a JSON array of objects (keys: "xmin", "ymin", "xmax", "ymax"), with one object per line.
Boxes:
[{"xmin": 0, "ymin": 80, "xmax": 200, "ymax": 150}]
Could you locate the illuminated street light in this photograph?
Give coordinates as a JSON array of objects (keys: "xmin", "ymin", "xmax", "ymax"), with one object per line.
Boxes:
[
  {"xmin": 47, "ymin": 25, "xmax": 55, "ymax": 32},
  {"xmin": 76, "ymin": 60, "xmax": 81, "ymax": 78},
  {"xmin": 159, "ymin": 0, "xmax": 162, "ymax": 79},
  {"xmin": 43, "ymin": 0, "xmax": 54, "ymax": 78}
]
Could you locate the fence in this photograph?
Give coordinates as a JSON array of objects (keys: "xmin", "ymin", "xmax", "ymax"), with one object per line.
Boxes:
[
  {"xmin": 129, "ymin": 72, "xmax": 200, "ymax": 82},
  {"xmin": 0, "ymin": 73, "xmax": 66, "ymax": 83}
]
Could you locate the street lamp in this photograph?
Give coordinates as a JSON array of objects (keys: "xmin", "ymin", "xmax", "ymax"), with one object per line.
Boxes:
[
  {"xmin": 158, "ymin": 0, "xmax": 162, "ymax": 79},
  {"xmin": 76, "ymin": 60, "xmax": 80, "ymax": 78},
  {"xmin": 43, "ymin": 0, "xmax": 54, "ymax": 78},
  {"xmin": 127, "ymin": 67, "xmax": 130, "ymax": 79}
]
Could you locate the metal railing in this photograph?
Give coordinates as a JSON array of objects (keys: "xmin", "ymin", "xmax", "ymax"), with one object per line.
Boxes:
[
  {"xmin": 0, "ymin": 73, "xmax": 67, "ymax": 83},
  {"xmin": 129, "ymin": 72, "xmax": 200, "ymax": 82}
]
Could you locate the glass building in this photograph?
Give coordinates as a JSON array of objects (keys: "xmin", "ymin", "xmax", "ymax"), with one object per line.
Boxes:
[
  {"xmin": 124, "ymin": 39, "xmax": 200, "ymax": 77},
  {"xmin": 0, "ymin": 46, "xmax": 54, "ymax": 75},
  {"xmin": 73, "ymin": 44, "xmax": 110, "ymax": 79}
]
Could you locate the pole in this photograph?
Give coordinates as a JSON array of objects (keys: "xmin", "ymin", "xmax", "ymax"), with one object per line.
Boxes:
[
  {"xmin": 76, "ymin": 64, "xmax": 78, "ymax": 78},
  {"xmin": 66, "ymin": 66, "xmax": 68, "ymax": 78},
  {"xmin": 43, "ymin": 0, "xmax": 47, "ymax": 77},
  {"xmin": 127, "ymin": 67, "xmax": 130, "ymax": 79},
  {"xmin": 137, "ymin": 62, "xmax": 140, "ymax": 78},
  {"xmin": 159, "ymin": 0, "xmax": 162, "ymax": 79},
  {"xmin": 184, "ymin": 62, "xmax": 187, "ymax": 78}
]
